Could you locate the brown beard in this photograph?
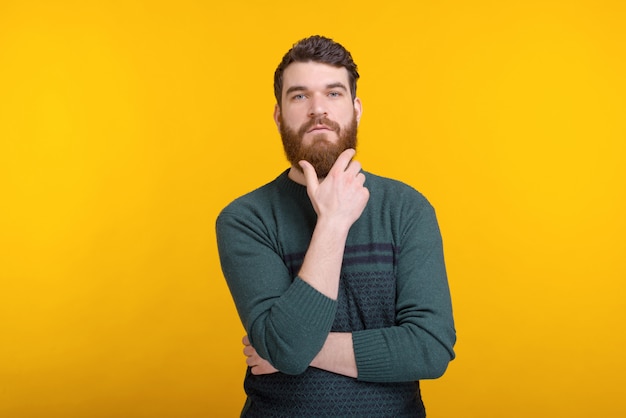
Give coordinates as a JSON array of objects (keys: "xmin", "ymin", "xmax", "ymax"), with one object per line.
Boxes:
[{"xmin": 279, "ymin": 112, "xmax": 358, "ymax": 178}]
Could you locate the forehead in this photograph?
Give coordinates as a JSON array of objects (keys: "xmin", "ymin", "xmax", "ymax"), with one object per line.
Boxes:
[{"xmin": 282, "ymin": 61, "xmax": 350, "ymax": 92}]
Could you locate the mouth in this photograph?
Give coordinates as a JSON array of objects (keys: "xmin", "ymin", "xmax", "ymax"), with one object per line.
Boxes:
[{"xmin": 307, "ymin": 125, "xmax": 333, "ymax": 134}]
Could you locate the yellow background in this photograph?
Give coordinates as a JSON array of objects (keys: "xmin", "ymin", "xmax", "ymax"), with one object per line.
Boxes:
[{"xmin": 1, "ymin": 0, "xmax": 625, "ymax": 417}]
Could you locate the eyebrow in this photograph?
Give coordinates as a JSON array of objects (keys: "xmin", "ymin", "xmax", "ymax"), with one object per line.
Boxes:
[{"xmin": 285, "ymin": 82, "xmax": 349, "ymax": 96}]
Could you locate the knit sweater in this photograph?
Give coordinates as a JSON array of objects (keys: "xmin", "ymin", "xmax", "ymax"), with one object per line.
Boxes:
[{"xmin": 216, "ymin": 170, "xmax": 456, "ymax": 417}]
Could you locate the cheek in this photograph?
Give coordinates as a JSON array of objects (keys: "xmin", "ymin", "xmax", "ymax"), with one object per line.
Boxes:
[
  {"xmin": 280, "ymin": 109, "xmax": 304, "ymax": 129},
  {"xmin": 337, "ymin": 110, "xmax": 356, "ymax": 128},
  {"xmin": 334, "ymin": 103, "xmax": 357, "ymax": 120}
]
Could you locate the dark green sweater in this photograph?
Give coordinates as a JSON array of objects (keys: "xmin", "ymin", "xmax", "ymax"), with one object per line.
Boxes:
[{"xmin": 216, "ymin": 170, "xmax": 455, "ymax": 417}]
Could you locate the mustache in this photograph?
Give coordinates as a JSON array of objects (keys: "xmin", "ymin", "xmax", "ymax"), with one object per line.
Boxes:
[{"xmin": 297, "ymin": 116, "xmax": 341, "ymax": 137}]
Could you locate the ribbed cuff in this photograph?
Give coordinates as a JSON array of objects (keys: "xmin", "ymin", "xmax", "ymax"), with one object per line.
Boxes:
[
  {"xmin": 274, "ymin": 277, "xmax": 337, "ymax": 334},
  {"xmin": 352, "ymin": 329, "xmax": 392, "ymax": 381}
]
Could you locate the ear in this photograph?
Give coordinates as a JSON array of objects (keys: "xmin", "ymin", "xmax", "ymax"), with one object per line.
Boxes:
[
  {"xmin": 273, "ymin": 104, "xmax": 281, "ymax": 130},
  {"xmin": 354, "ymin": 97, "xmax": 363, "ymax": 125}
]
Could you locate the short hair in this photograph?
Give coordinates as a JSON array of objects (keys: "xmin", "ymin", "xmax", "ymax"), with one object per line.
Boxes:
[{"xmin": 274, "ymin": 35, "xmax": 360, "ymax": 106}]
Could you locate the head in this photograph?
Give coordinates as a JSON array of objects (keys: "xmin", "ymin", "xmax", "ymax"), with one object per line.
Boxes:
[
  {"xmin": 273, "ymin": 36, "xmax": 362, "ymax": 178},
  {"xmin": 274, "ymin": 35, "xmax": 359, "ymax": 107}
]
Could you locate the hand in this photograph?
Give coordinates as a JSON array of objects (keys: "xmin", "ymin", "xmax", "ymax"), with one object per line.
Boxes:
[
  {"xmin": 299, "ymin": 148, "xmax": 370, "ymax": 230},
  {"xmin": 242, "ymin": 335, "xmax": 279, "ymax": 375}
]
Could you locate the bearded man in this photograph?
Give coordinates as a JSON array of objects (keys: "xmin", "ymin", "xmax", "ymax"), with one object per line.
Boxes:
[{"xmin": 216, "ymin": 35, "xmax": 456, "ymax": 417}]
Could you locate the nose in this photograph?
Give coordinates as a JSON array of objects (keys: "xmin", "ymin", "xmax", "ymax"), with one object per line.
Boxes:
[{"xmin": 308, "ymin": 94, "xmax": 327, "ymax": 118}]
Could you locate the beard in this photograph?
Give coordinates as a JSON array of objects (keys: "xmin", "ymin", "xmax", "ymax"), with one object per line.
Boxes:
[{"xmin": 279, "ymin": 111, "xmax": 358, "ymax": 178}]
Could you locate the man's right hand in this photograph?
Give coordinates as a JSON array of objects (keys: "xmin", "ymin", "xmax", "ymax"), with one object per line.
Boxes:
[
  {"xmin": 299, "ymin": 148, "xmax": 370, "ymax": 232},
  {"xmin": 296, "ymin": 148, "xmax": 370, "ymax": 300}
]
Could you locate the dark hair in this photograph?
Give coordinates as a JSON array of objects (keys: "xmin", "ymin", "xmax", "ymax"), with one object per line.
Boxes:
[{"xmin": 274, "ymin": 35, "xmax": 359, "ymax": 106}]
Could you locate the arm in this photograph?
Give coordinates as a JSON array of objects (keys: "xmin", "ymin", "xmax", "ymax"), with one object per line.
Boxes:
[
  {"xmin": 217, "ymin": 214, "xmax": 334, "ymax": 375},
  {"xmin": 309, "ymin": 332, "xmax": 357, "ymax": 378},
  {"xmin": 296, "ymin": 149, "xmax": 370, "ymax": 299},
  {"xmin": 244, "ymin": 192, "xmax": 455, "ymax": 381},
  {"xmin": 243, "ymin": 332, "xmax": 357, "ymax": 378},
  {"xmin": 218, "ymin": 149, "xmax": 369, "ymax": 375},
  {"xmin": 351, "ymin": 200, "xmax": 456, "ymax": 381}
]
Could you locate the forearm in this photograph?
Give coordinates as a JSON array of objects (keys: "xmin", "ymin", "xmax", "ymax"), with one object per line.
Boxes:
[
  {"xmin": 351, "ymin": 201, "xmax": 456, "ymax": 382},
  {"xmin": 352, "ymin": 320, "xmax": 455, "ymax": 382},
  {"xmin": 308, "ymin": 312, "xmax": 455, "ymax": 382},
  {"xmin": 310, "ymin": 332, "xmax": 357, "ymax": 378},
  {"xmin": 297, "ymin": 150, "xmax": 369, "ymax": 300},
  {"xmin": 220, "ymin": 150, "xmax": 369, "ymax": 374},
  {"xmin": 298, "ymin": 217, "xmax": 350, "ymax": 300},
  {"xmin": 217, "ymin": 212, "xmax": 338, "ymax": 375},
  {"xmin": 247, "ymin": 278, "xmax": 337, "ymax": 374}
]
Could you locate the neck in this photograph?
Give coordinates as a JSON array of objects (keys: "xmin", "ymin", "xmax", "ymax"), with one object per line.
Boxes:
[
  {"xmin": 288, "ymin": 165, "xmax": 326, "ymax": 186},
  {"xmin": 287, "ymin": 166, "xmax": 307, "ymax": 185}
]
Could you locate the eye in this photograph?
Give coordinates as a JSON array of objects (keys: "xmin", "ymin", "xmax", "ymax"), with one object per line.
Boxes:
[
  {"xmin": 328, "ymin": 91, "xmax": 342, "ymax": 98},
  {"xmin": 292, "ymin": 94, "xmax": 307, "ymax": 101}
]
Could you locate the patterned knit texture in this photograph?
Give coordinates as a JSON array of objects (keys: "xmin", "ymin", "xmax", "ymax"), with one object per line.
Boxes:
[
  {"xmin": 243, "ymin": 245, "xmax": 425, "ymax": 417},
  {"xmin": 216, "ymin": 170, "xmax": 455, "ymax": 417}
]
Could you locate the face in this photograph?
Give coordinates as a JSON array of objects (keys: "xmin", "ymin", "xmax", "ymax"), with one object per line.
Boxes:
[{"xmin": 274, "ymin": 61, "xmax": 362, "ymax": 178}]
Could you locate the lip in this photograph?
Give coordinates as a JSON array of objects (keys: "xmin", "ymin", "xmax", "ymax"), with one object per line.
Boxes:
[{"xmin": 307, "ymin": 125, "xmax": 333, "ymax": 133}]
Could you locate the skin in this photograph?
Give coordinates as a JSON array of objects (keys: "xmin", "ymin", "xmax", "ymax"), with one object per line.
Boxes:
[
  {"xmin": 243, "ymin": 62, "xmax": 368, "ymax": 378},
  {"xmin": 275, "ymin": 61, "xmax": 362, "ymax": 185}
]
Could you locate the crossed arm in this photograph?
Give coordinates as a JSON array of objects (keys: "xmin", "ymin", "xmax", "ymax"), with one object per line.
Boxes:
[
  {"xmin": 220, "ymin": 149, "xmax": 455, "ymax": 381},
  {"xmin": 243, "ymin": 148, "xmax": 366, "ymax": 378},
  {"xmin": 244, "ymin": 331, "xmax": 357, "ymax": 377}
]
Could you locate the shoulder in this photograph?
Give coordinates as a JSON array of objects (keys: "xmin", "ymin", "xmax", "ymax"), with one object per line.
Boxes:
[
  {"xmin": 220, "ymin": 183, "xmax": 274, "ymax": 215},
  {"xmin": 216, "ymin": 169, "xmax": 312, "ymax": 230},
  {"xmin": 363, "ymin": 171, "xmax": 433, "ymax": 211},
  {"xmin": 218, "ymin": 171, "xmax": 288, "ymax": 216}
]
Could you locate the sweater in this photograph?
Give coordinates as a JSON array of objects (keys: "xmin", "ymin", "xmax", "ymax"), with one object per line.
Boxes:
[{"xmin": 216, "ymin": 169, "xmax": 456, "ymax": 417}]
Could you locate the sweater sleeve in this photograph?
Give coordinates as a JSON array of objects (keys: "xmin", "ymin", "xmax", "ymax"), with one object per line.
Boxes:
[
  {"xmin": 216, "ymin": 207, "xmax": 337, "ymax": 375},
  {"xmin": 352, "ymin": 199, "xmax": 456, "ymax": 382}
]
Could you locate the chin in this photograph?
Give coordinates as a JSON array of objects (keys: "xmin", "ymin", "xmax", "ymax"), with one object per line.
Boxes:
[{"xmin": 309, "ymin": 132, "xmax": 338, "ymax": 145}]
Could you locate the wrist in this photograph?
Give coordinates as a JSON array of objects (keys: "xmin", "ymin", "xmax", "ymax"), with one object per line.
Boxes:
[{"xmin": 315, "ymin": 215, "xmax": 352, "ymax": 238}]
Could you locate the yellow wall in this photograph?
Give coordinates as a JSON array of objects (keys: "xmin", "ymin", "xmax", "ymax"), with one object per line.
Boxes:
[{"xmin": 1, "ymin": 1, "xmax": 625, "ymax": 417}]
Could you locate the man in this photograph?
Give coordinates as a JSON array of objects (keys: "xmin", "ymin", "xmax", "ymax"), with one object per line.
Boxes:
[{"xmin": 216, "ymin": 35, "xmax": 456, "ymax": 417}]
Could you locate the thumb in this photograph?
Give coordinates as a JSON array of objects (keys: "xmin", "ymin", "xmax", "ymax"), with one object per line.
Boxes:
[{"xmin": 299, "ymin": 160, "xmax": 319, "ymax": 192}]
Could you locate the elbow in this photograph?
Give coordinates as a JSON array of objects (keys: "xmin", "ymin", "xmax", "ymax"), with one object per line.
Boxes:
[
  {"xmin": 418, "ymin": 321, "xmax": 456, "ymax": 380},
  {"xmin": 251, "ymin": 335, "xmax": 317, "ymax": 375},
  {"xmin": 271, "ymin": 354, "xmax": 310, "ymax": 375},
  {"xmin": 419, "ymin": 341, "xmax": 455, "ymax": 380},
  {"xmin": 422, "ymin": 355, "xmax": 451, "ymax": 379},
  {"xmin": 256, "ymin": 333, "xmax": 315, "ymax": 375},
  {"xmin": 247, "ymin": 328, "xmax": 322, "ymax": 376},
  {"xmin": 402, "ymin": 353, "xmax": 451, "ymax": 381},
  {"xmin": 399, "ymin": 327, "xmax": 455, "ymax": 380}
]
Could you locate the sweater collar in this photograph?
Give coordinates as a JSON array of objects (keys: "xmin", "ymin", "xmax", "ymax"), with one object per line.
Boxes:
[{"xmin": 276, "ymin": 169, "xmax": 309, "ymax": 200}]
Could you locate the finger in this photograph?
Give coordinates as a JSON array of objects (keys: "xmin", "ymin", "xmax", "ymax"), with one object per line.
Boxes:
[
  {"xmin": 243, "ymin": 345, "xmax": 255, "ymax": 356},
  {"xmin": 329, "ymin": 148, "xmax": 356, "ymax": 175},
  {"xmin": 250, "ymin": 363, "xmax": 270, "ymax": 375},
  {"xmin": 299, "ymin": 160, "xmax": 320, "ymax": 190},
  {"xmin": 345, "ymin": 159, "xmax": 362, "ymax": 177},
  {"xmin": 242, "ymin": 335, "xmax": 250, "ymax": 346}
]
